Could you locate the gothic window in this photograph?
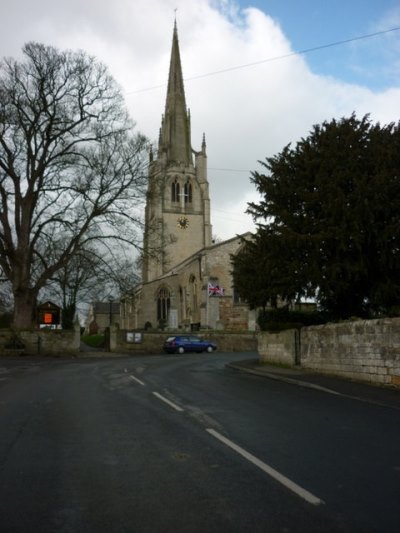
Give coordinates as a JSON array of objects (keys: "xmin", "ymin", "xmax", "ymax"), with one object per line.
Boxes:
[
  {"xmin": 179, "ymin": 286, "xmax": 186, "ymax": 320},
  {"xmin": 184, "ymin": 180, "xmax": 192, "ymax": 203},
  {"xmin": 189, "ymin": 274, "xmax": 198, "ymax": 311},
  {"xmin": 171, "ymin": 179, "xmax": 180, "ymax": 203},
  {"xmin": 157, "ymin": 287, "xmax": 170, "ymax": 321}
]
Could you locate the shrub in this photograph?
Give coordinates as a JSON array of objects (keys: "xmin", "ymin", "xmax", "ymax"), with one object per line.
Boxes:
[
  {"xmin": 81, "ymin": 334, "xmax": 105, "ymax": 348},
  {"xmin": 258, "ymin": 308, "xmax": 331, "ymax": 332}
]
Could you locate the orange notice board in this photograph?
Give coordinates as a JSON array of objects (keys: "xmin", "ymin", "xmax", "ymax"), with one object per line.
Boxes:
[
  {"xmin": 44, "ymin": 312, "xmax": 53, "ymax": 324},
  {"xmin": 37, "ymin": 302, "xmax": 61, "ymax": 326}
]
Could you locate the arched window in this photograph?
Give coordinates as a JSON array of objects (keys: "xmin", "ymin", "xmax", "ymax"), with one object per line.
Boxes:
[
  {"xmin": 171, "ymin": 179, "xmax": 180, "ymax": 203},
  {"xmin": 189, "ymin": 274, "xmax": 198, "ymax": 312},
  {"xmin": 184, "ymin": 180, "xmax": 192, "ymax": 203},
  {"xmin": 157, "ymin": 287, "xmax": 170, "ymax": 321},
  {"xmin": 179, "ymin": 286, "xmax": 185, "ymax": 320}
]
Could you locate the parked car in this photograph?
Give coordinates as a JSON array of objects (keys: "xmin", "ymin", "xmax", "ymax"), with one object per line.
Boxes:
[{"xmin": 163, "ymin": 335, "xmax": 217, "ymax": 354}]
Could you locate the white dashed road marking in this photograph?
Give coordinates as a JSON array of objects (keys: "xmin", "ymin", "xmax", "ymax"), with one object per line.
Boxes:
[
  {"xmin": 206, "ymin": 428, "xmax": 324, "ymax": 506},
  {"xmin": 152, "ymin": 392, "xmax": 184, "ymax": 412},
  {"xmin": 125, "ymin": 368, "xmax": 324, "ymax": 506},
  {"xmin": 130, "ymin": 375, "xmax": 145, "ymax": 386}
]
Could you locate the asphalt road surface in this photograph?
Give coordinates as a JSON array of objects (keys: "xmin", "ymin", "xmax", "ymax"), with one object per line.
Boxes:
[{"xmin": 0, "ymin": 352, "xmax": 399, "ymax": 532}]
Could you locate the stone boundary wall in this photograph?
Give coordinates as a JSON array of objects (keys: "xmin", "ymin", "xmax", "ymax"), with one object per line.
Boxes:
[
  {"xmin": 258, "ymin": 318, "xmax": 400, "ymax": 387},
  {"xmin": 258, "ymin": 329, "xmax": 298, "ymax": 366},
  {"xmin": 301, "ymin": 318, "xmax": 400, "ymax": 387},
  {"xmin": 0, "ymin": 328, "xmax": 80, "ymax": 356},
  {"xmin": 110, "ymin": 329, "xmax": 258, "ymax": 355}
]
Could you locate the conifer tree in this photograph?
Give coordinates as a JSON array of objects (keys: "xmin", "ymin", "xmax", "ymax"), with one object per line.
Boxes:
[{"xmin": 234, "ymin": 114, "xmax": 400, "ymax": 319}]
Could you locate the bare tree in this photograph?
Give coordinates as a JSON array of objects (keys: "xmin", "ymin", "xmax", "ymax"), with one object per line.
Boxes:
[
  {"xmin": 0, "ymin": 42, "xmax": 148, "ymax": 328},
  {"xmin": 44, "ymin": 244, "xmax": 141, "ymax": 328},
  {"xmin": 0, "ymin": 278, "xmax": 12, "ymax": 310}
]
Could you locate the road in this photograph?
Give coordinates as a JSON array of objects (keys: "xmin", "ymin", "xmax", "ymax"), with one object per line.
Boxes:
[{"xmin": 0, "ymin": 352, "xmax": 399, "ymax": 532}]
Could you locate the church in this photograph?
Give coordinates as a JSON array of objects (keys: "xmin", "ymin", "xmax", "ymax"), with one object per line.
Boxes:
[{"xmin": 120, "ymin": 23, "xmax": 255, "ymax": 332}]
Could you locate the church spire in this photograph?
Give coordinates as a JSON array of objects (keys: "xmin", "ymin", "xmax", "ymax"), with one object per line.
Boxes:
[{"xmin": 158, "ymin": 22, "xmax": 192, "ymax": 166}]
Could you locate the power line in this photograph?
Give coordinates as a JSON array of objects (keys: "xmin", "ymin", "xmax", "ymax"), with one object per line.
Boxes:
[
  {"xmin": 212, "ymin": 210, "xmax": 254, "ymax": 224},
  {"xmin": 126, "ymin": 26, "xmax": 400, "ymax": 95},
  {"xmin": 209, "ymin": 167, "xmax": 251, "ymax": 173}
]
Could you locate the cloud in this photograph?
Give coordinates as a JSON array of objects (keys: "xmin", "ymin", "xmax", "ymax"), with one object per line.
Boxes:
[{"xmin": 1, "ymin": 0, "xmax": 400, "ymax": 240}]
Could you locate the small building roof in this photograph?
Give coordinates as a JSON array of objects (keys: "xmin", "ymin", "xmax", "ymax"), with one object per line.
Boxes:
[
  {"xmin": 93, "ymin": 302, "xmax": 120, "ymax": 315},
  {"xmin": 37, "ymin": 300, "xmax": 61, "ymax": 310}
]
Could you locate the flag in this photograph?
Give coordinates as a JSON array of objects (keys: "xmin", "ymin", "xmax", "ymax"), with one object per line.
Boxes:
[{"xmin": 208, "ymin": 283, "xmax": 224, "ymax": 296}]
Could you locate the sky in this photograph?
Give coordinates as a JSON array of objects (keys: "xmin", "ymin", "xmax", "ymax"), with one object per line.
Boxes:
[{"xmin": 1, "ymin": 0, "xmax": 400, "ymax": 240}]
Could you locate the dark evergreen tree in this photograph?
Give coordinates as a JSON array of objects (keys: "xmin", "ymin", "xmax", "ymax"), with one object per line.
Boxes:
[
  {"xmin": 236, "ymin": 114, "xmax": 400, "ymax": 319},
  {"xmin": 232, "ymin": 229, "xmax": 310, "ymax": 310}
]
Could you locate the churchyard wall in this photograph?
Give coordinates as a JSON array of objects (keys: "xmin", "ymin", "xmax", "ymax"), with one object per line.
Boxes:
[
  {"xmin": 110, "ymin": 328, "xmax": 257, "ymax": 355},
  {"xmin": 0, "ymin": 327, "xmax": 80, "ymax": 356},
  {"xmin": 258, "ymin": 318, "xmax": 400, "ymax": 387}
]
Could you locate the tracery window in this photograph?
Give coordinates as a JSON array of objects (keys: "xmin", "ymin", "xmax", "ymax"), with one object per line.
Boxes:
[
  {"xmin": 189, "ymin": 274, "xmax": 197, "ymax": 311},
  {"xmin": 179, "ymin": 286, "xmax": 186, "ymax": 320},
  {"xmin": 157, "ymin": 287, "xmax": 170, "ymax": 321}
]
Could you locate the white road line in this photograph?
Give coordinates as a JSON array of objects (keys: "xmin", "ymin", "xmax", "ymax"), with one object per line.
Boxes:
[
  {"xmin": 152, "ymin": 392, "xmax": 184, "ymax": 412},
  {"xmin": 206, "ymin": 428, "xmax": 324, "ymax": 506},
  {"xmin": 129, "ymin": 375, "xmax": 145, "ymax": 386}
]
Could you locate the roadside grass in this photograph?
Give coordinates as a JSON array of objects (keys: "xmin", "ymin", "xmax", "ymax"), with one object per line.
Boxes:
[{"xmin": 81, "ymin": 334, "xmax": 105, "ymax": 348}]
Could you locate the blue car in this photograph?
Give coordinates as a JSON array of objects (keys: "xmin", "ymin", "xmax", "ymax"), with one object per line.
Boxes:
[{"xmin": 163, "ymin": 335, "xmax": 217, "ymax": 354}]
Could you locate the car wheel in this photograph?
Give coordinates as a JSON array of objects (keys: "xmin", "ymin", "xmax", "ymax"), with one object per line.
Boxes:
[
  {"xmin": 178, "ymin": 346, "xmax": 185, "ymax": 354},
  {"xmin": 206, "ymin": 345, "xmax": 213, "ymax": 353}
]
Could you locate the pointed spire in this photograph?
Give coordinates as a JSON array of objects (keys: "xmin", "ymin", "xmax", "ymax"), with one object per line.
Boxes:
[{"xmin": 158, "ymin": 22, "xmax": 192, "ymax": 166}]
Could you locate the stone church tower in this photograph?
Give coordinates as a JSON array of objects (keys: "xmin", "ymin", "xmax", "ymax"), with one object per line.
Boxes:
[
  {"xmin": 142, "ymin": 22, "xmax": 212, "ymax": 282},
  {"xmin": 119, "ymin": 23, "xmax": 255, "ymax": 333}
]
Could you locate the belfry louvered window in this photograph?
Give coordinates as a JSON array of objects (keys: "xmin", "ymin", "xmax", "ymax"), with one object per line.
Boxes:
[{"xmin": 171, "ymin": 179, "xmax": 180, "ymax": 202}]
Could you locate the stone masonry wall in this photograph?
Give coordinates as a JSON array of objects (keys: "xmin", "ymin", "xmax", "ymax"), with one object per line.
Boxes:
[
  {"xmin": 0, "ymin": 327, "xmax": 80, "ymax": 356},
  {"xmin": 218, "ymin": 300, "xmax": 251, "ymax": 331},
  {"xmin": 258, "ymin": 318, "xmax": 400, "ymax": 387},
  {"xmin": 110, "ymin": 328, "xmax": 257, "ymax": 355},
  {"xmin": 301, "ymin": 318, "xmax": 400, "ymax": 387},
  {"xmin": 258, "ymin": 329, "xmax": 298, "ymax": 366}
]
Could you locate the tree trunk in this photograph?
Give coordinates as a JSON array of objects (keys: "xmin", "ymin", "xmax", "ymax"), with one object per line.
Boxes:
[{"xmin": 12, "ymin": 290, "xmax": 37, "ymax": 329}]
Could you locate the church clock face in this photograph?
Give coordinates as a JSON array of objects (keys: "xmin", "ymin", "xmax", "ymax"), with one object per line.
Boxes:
[{"xmin": 177, "ymin": 216, "xmax": 189, "ymax": 230}]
